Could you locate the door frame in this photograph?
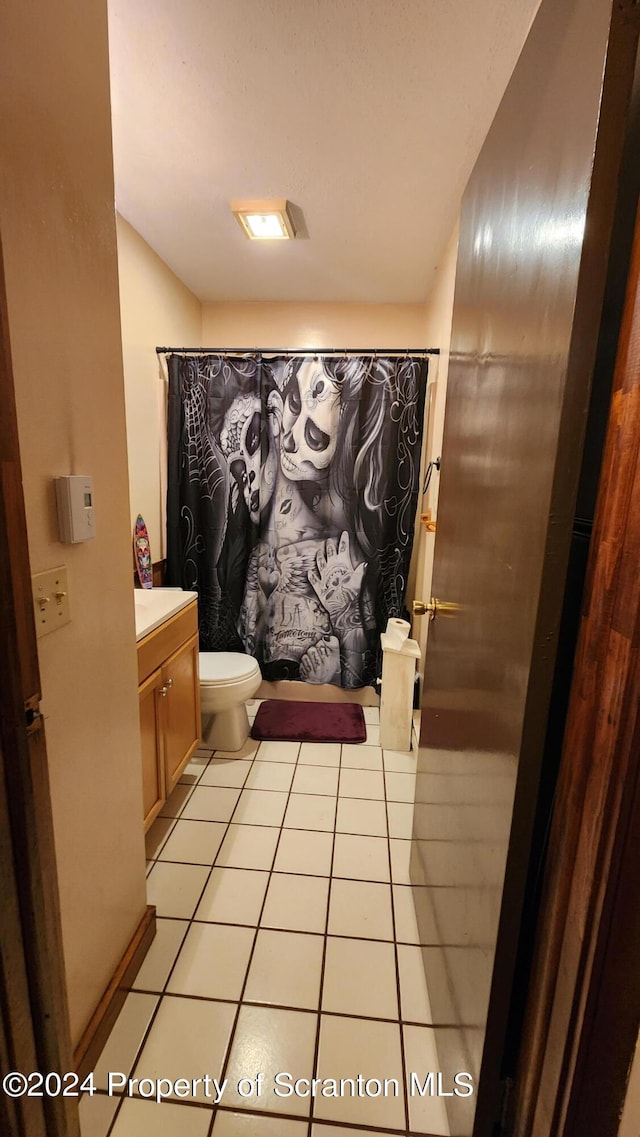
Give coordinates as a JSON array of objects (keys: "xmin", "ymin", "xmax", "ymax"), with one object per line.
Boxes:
[
  {"xmin": 511, "ymin": 197, "xmax": 640, "ymax": 1136},
  {"xmin": 0, "ymin": 235, "xmax": 79, "ymax": 1137}
]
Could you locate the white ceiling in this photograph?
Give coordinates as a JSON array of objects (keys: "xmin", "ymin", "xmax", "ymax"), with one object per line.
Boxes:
[{"xmin": 107, "ymin": 0, "xmax": 540, "ymax": 304}]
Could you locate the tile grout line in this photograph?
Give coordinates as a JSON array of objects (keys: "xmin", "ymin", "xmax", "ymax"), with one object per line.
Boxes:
[
  {"xmin": 307, "ymin": 742, "xmax": 341, "ymax": 1137},
  {"xmin": 90, "ymin": 1088, "xmax": 451, "ymax": 1137},
  {"xmin": 92, "ymin": 1084, "xmax": 451, "ymax": 1136},
  {"xmin": 104, "ymin": 734, "xmax": 280, "ymax": 1135},
  {"xmin": 212, "ymin": 734, "xmax": 355, "ymax": 1130},
  {"xmin": 100, "ymin": 767, "xmax": 210, "ymax": 1135},
  {"xmin": 198, "ymin": 735, "xmax": 311, "ymax": 1134},
  {"xmin": 102, "ymin": 741, "xmax": 261, "ymax": 1137},
  {"xmin": 133, "ymin": 912, "xmax": 468, "ymax": 955},
  {"xmin": 383, "ymin": 745, "xmax": 413, "ymax": 1137},
  {"xmin": 123, "ymin": 986, "xmax": 464, "ymax": 1029},
  {"xmin": 97, "ymin": 725, "xmax": 243, "ymax": 1129}
]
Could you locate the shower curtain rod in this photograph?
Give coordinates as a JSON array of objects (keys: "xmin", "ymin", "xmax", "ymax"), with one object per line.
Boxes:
[{"xmin": 156, "ymin": 345, "xmax": 440, "ymax": 356}]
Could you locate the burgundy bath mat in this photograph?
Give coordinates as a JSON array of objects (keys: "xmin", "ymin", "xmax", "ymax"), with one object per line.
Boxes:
[{"xmin": 251, "ymin": 699, "xmax": 366, "ymax": 744}]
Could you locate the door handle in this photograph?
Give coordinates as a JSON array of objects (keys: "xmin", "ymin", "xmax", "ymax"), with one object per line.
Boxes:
[
  {"xmin": 412, "ymin": 598, "xmax": 460, "ymax": 621},
  {"xmin": 413, "ymin": 598, "xmax": 436, "ymax": 619}
]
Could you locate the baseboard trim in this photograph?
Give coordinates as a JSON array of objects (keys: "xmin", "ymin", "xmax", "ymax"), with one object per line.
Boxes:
[{"xmin": 74, "ymin": 905, "xmax": 156, "ymax": 1080}]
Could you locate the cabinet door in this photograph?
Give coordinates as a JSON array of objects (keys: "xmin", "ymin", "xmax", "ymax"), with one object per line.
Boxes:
[
  {"xmin": 163, "ymin": 632, "xmax": 201, "ymax": 795},
  {"xmin": 138, "ymin": 667, "xmax": 166, "ymax": 832}
]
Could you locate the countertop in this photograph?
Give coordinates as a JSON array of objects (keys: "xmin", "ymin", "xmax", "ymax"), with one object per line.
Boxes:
[{"xmin": 134, "ymin": 588, "xmax": 198, "ymax": 643}]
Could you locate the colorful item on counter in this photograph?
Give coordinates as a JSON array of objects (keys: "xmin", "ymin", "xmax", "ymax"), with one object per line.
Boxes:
[{"xmin": 134, "ymin": 514, "xmax": 153, "ymax": 589}]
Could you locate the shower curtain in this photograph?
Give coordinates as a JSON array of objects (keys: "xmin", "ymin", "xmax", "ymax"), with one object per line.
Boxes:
[{"xmin": 166, "ymin": 353, "xmax": 428, "ymax": 689}]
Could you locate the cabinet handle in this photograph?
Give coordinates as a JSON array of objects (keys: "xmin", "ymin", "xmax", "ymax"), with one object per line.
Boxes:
[
  {"xmin": 158, "ymin": 685, "xmax": 169, "ymax": 697},
  {"xmin": 165, "ymin": 678, "xmax": 174, "ymax": 689}
]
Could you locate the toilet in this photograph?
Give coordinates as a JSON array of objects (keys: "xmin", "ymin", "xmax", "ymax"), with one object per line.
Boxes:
[{"xmin": 199, "ymin": 652, "xmax": 262, "ymax": 751}]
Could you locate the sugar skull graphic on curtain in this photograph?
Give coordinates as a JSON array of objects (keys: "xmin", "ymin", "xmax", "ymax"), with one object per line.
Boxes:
[{"xmin": 166, "ymin": 353, "xmax": 428, "ymax": 689}]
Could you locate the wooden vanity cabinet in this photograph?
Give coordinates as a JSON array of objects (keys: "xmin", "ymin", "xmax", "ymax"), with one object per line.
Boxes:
[
  {"xmin": 163, "ymin": 632, "xmax": 201, "ymax": 796},
  {"xmin": 139, "ymin": 668, "xmax": 166, "ymax": 828},
  {"xmin": 137, "ymin": 602, "xmax": 201, "ymax": 831}
]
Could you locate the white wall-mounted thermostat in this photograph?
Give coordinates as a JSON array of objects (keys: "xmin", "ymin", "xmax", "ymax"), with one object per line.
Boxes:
[{"xmin": 55, "ymin": 475, "xmax": 96, "ymax": 543}]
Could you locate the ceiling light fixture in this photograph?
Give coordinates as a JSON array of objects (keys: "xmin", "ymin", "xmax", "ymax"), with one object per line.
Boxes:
[{"xmin": 231, "ymin": 199, "xmax": 296, "ymax": 240}]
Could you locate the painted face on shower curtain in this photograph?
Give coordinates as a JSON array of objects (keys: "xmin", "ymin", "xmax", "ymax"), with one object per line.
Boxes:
[
  {"xmin": 220, "ymin": 394, "xmax": 266, "ymax": 524},
  {"xmin": 261, "ymin": 388, "xmax": 281, "ymax": 512},
  {"xmin": 280, "ymin": 360, "xmax": 340, "ymax": 481}
]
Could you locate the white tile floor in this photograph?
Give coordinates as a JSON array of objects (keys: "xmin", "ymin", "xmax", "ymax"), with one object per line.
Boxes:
[{"xmin": 79, "ymin": 704, "xmax": 452, "ymax": 1137}]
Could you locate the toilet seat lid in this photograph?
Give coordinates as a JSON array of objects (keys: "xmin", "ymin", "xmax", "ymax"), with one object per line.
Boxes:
[{"xmin": 199, "ymin": 651, "xmax": 260, "ymax": 684}]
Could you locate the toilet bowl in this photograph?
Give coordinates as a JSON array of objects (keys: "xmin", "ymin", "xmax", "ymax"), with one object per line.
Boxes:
[{"xmin": 199, "ymin": 652, "xmax": 261, "ymax": 751}]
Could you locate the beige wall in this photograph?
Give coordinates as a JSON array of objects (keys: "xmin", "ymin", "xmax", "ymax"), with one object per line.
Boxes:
[
  {"xmin": 407, "ymin": 222, "xmax": 460, "ymax": 674},
  {"xmin": 117, "ymin": 215, "xmax": 202, "ymax": 558},
  {"xmin": 202, "ymin": 301, "xmax": 429, "ymax": 348},
  {"xmin": 0, "ymin": 0, "xmax": 147, "ymax": 1044}
]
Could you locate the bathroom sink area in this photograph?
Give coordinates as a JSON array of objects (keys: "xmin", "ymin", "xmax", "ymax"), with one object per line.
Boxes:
[{"xmin": 134, "ymin": 587, "xmax": 198, "ymax": 642}]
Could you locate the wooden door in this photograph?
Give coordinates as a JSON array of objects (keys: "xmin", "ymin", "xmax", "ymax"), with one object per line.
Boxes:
[
  {"xmin": 409, "ymin": 1, "xmax": 640, "ymax": 1135},
  {"xmin": 163, "ymin": 632, "xmax": 201, "ymax": 794},
  {"xmin": 512, "ymin": 192, "xmax": 640, "ymax": 1137}
]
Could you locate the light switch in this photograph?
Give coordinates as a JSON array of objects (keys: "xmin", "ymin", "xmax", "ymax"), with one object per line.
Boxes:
[{"xmin": 32, "ymin": 566, "xmax": 71, "ymax": 638}]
